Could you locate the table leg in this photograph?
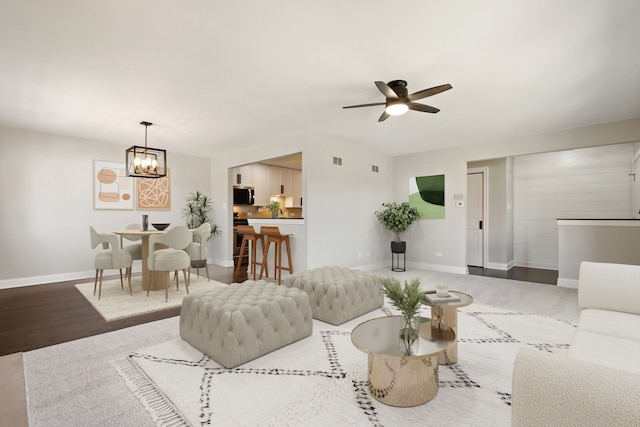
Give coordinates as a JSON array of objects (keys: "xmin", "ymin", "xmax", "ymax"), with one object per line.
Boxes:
[
  {"xmin": 367, "ymin": 352, "xmax": 440, "ymax": 407},
  {"xmin": 431, "ymin": 304, "xmax": 459, "ymax": 365}
]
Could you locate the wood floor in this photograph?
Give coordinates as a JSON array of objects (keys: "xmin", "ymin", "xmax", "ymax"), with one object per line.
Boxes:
[
  {"xmin": 467, "ymin": 266, "xmax": 558, "ymax": 285},
  {"xmin": 0, "ymin": 266, "xmax": 248, "ymax": 357}
]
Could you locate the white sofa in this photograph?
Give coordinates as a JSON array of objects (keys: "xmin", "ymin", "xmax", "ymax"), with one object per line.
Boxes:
[{"xmin": 511, "ymin": 261, "xmax": 640, "ymax": 426}]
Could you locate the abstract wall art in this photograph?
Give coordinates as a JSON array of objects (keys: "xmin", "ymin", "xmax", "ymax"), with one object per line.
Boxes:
[
  {"xmin": 409, "ymin": 174, "xmax": 445, "ymax": 219},
  {"xmin": 136, "ymin": 168, "xmax": 171, "ymax": 210},
  {"xmin": 93, "ymin": 160, "xmax": 134, "ymax": 210}
]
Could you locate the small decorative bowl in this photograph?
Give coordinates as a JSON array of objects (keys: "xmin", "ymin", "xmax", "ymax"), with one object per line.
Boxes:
[{"xmin": 152, "ymin": 223, "xmax": 170, "ymax": 230}]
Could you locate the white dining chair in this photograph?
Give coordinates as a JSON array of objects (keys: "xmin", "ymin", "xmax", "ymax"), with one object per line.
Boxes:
[
  {"xmin": 187, "ymin": 223, "xmax": 212, "ymax": 281},
  {"xmin": 147, "ymin": 226, "xmax": 192, "ymax": 302},
  {"xmin": 89, "ymin": 226, "xmax": 133, "ymax": 299},
  {"xmin": 120, "ymin": 223, "xmax": 142, "ymax": 261}
]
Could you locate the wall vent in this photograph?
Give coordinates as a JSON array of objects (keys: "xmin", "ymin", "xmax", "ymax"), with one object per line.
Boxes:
[
  {"xmin": 371, "ymin": 165, "xmax": 379, "ymax": 173},
  {"xmin": 333, "ymin": 156, "xmax": 343, "ymax": 166}
]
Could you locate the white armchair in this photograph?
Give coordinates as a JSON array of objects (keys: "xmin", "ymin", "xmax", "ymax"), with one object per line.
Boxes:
[
  {"xmin": 120, "ymin": 223, "xmax": 142, "ymax": 261},
  {"xmin": 148, "ymin": 226, "xmax": 192, "ymax": 302},
  {"xmin": 89, "ymin": 226, "xmax": 132, "ymax": 299}
]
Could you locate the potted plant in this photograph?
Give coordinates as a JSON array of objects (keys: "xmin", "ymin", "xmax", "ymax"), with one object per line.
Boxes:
[
  {"xmin": 380, "ymin": 276, "xmax": 424, "ymax": 352},
  {"xmin": 266, "ymin": 200, "xmax": 280, "ymax": 218},
  {"xmin": 375, "ymin": 202, "xmax": 420, "ymax": 254},
  {"xmin": 183, "ymin": 191, "xmax": 221, "ymax": 267}
]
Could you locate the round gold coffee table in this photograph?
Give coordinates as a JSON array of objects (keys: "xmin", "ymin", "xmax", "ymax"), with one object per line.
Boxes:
[
  {"xmin": 351, "ymin": 315, "xmax": 455, "ymax": 407},
  {"xmin": 421, "ymin": 291, "xmax": 473, "ymax": 365}
]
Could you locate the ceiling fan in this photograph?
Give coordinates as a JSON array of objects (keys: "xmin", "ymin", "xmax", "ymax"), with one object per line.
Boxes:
[{"xmin": 343, "ymin": 80, "xmax": 452, "ymax": 122}]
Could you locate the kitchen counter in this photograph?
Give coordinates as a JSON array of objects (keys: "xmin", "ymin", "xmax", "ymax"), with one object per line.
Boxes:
[{"xmin": 557, "ymin": 219, "xmax": 640, "ymax": 288}]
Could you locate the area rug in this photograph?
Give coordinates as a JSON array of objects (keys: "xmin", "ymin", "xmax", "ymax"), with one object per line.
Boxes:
[
  {"xmin": 75, "ymin": 277, "xmax": 227, "ymax": 321},
  {"xmin": 112, "ymin": 303, "xmax": 576, "ymax": 426}
]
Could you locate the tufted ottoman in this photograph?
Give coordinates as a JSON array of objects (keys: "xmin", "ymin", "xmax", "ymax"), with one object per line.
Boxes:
[
  {"xmin": 179, "ymin": 280, "xmax": 312, "ymax": 368},
  {"xmin": 283, "ymin": 266, "xmax": 383, "ymax": 325}
]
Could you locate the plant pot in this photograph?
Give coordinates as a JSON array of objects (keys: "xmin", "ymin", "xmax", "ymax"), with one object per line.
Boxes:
[
  {"xmin": 271, "ymin": 211, "xmax": 278, "ymax": 218},
  {"xmin": 391, "ymin": 241, "xmax": 406, "ymax": 253}
]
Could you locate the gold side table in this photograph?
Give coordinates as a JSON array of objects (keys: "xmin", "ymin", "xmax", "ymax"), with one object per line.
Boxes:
[{"xmin": 421, "ymin": 291, "xmax": 473, "ymax": 365}]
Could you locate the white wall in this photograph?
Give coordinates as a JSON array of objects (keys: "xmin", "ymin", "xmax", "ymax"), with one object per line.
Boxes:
[
  {"xmin": 0, "ymin": 126, "xmax": 211, "ymax": 288},
  {"xmin": 304, "ymin": 134, "xmax": 393, "ymax": 269},
  {"xmin": 208, "ymin": 132, "xmax": 394, "ymax": 271},
  {"xmin": 514, "ymin": 142, "xmax": 634, "ymax": 269},
  {"xmin": 393, "ymin": 118, "xmax": 640, "ymax": 274}
]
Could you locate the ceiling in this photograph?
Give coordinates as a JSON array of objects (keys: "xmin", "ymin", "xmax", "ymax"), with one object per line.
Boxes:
[{"xmin": 2, "ymin": 1, "xmax": 640, "ymax": 158}]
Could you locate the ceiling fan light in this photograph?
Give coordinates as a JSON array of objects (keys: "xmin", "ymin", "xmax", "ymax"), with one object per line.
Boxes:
[{"xmin": 385, "ymin": 103, "xmax": 409, "ymax": 116}]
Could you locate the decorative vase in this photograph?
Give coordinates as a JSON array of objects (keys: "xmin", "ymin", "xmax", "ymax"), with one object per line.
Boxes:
[
  {"xmin": 142, "ymin": 214, "xmax": 149, "ymax": 231},
  {"xmin": 400, "ymin": 315, "xmax": 419, "ymax": 355},
  {"xmin": 271, "ymin": 211, "xmax": 277, "ymax": 218}
]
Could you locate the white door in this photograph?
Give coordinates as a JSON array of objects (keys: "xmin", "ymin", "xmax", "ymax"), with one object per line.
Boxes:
[
  {"xmin": 634, "ymin": 156, "xmax": 640, "ymax": 219},
  {"xmin": 467, "ymin": 172, "xmax": 484, "ymax": 267}
]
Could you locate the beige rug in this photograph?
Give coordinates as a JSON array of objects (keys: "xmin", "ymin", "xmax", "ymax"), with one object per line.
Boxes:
[{"xmin": 75, "ymin": 276, "xmax": 227, "ymax": 321}]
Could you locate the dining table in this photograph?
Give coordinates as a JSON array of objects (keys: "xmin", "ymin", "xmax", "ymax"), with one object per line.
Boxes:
[{"xmin": 113, "ymin": 228, "xmax": 168, "ymax": 291}]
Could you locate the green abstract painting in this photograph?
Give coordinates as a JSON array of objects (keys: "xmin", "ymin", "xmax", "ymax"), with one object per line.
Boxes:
[{"xmin": 409, "ymin": 174, "xmax": 445, "ymax": 219}]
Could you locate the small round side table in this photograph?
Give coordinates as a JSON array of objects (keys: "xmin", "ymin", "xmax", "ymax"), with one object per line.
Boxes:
[{"xmin": 421, "ymin": 291, "xmax": 473, "ymax": 365}]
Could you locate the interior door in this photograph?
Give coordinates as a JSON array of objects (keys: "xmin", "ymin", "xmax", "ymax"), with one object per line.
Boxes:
[
  {"xmin": 634, "ymin": 156, "xmax": 640, "ymax": 219},
  {"xmin": 467, "ymin": 172, "xmax": 484, "ymax": 267}
]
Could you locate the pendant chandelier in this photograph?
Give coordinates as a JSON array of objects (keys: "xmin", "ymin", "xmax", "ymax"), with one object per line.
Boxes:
[{"xmin": 125, "ymin": 121, "xmax": 167, "ymax": 178}]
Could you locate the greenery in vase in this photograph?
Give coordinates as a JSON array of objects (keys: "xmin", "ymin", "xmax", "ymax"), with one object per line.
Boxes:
[
  {"xmin": 375, "ymin": 202, "xmax": 421, "ymax": 242},
  {"xmin": 266, "ymin": 200, "xmax": 280, "ymax": 214},
  {"xmin": 183, "ymin": 191, "xmax": 221, "ymax": 238},
  {"xmin": 380, "ymin": 276, "xmax": 424, "ymax": 341}
]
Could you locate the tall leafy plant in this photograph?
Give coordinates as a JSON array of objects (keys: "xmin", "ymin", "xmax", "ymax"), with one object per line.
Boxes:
[
  {"xmin": 183, "ymin": 191, "xmax": 221, "ymax": 238},
  {"xmin": 375, "ymin": 202, "xmax": 420, "ymax": 242}
]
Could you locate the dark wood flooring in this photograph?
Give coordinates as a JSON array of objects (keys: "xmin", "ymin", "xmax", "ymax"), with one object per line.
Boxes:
[
  {"xmin": 0, "ymin": 266, "xmax": 247, "ymax": 356},
  {"xmin": 467, "ymin": 266, "xmax": 558, "ymax": 285}
]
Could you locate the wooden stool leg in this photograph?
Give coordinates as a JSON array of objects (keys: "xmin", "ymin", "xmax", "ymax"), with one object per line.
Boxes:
[
  {"xmin": 250, "ymin": 238, "xmax": 257, "ymax": 279},
  {"xmin": 235, "ymin": 237, "xmax": 248, "ymax": 274},
  {"xmin": 284, "ymin": 237, "xmax": 293, "ymax": 274},
  {"xmin": 259, "ymin": 240, "xmax": 271, "ymax": 280}
]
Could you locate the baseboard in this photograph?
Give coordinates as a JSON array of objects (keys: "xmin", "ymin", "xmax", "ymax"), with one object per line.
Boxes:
[
  {"xmin": 486, "ymin": 262, "xmax": 509, "ymax": 271},
  {"xmin": 556, "ymin": 278, "xmax": 578, "ymax": 289},
  {"xmin": 407, "ymin": 261, "xmax": 468, "ymax": 275},
  {"xmin": 352, "ymin": 261, "xmax": 387, "ymax": 271},
  {"xmin": 0, "ymin": 270, "xmax": 96, "ymax": 290}
]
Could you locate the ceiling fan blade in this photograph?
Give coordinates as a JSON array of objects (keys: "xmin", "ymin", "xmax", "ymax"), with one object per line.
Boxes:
[
  {"xmin": 342, "ymin": 102, "xmax": 386, "ymax": 109},
  {"xmin": 375, "ymin": 81, "xmax": 399, "ymax": 99},
  {"xmin": 408, "ymin": 102, "xmax": 440, "ymax": 113},
  {"xmin": 378, "ymin": 111, "xmax": 390, "ymax": 122},
  {"xmin": 408, "ymin": 84, "xmax": 452, "ymax": 101}
]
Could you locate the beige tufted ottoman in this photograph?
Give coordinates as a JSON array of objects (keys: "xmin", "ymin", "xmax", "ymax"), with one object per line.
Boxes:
[
  {"xmin": 283, "ymin": 266, "xmax": 383, "ymax": 325},
  {"xmin": 179, "ymin": 280, "xmax": 312, "ymax": 368}
]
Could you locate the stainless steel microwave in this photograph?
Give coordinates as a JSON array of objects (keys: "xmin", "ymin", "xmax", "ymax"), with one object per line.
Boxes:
[{"xmin": 233, "ymin": 187, "xmax": 255, "ymax": 205}]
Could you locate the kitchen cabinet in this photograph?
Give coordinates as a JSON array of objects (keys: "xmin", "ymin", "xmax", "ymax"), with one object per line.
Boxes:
[
  {"xmin": 269, "ymin": 165, "xmax": 293, "ymax": 196},
  {"xmin": 233, "ymin": 165, "xmax": 252, "ymax": 186},
  {"xmin": 252, "ymin": 163, "xmax": 270, "ymax": 206},
  {"xmin": 286, "ymin": 169, "xmax": 302, "ymax": 207}
]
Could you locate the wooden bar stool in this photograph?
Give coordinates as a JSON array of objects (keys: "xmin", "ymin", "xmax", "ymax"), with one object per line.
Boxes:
[
  {"xmin": 259, "ymin": 226, "xmax": 293, "ymax": 285},
  {"xmin": 234, "ymin": 225, "xmax": 266, "ymax": 280}
]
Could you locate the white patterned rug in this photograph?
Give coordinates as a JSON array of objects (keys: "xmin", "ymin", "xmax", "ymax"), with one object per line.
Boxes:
[
  {"xmin": 75, "ymin": 277, "xmax": 227, "ymax": 321},
  {"xmin": 112, "ymin": 303, "xmax": 576, "ymax": 426}
]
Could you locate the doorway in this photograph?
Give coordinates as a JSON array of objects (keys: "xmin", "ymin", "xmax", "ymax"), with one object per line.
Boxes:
[{"xmin": 466, "ymin": 170, "xmax": 485, "ymax": 267}]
